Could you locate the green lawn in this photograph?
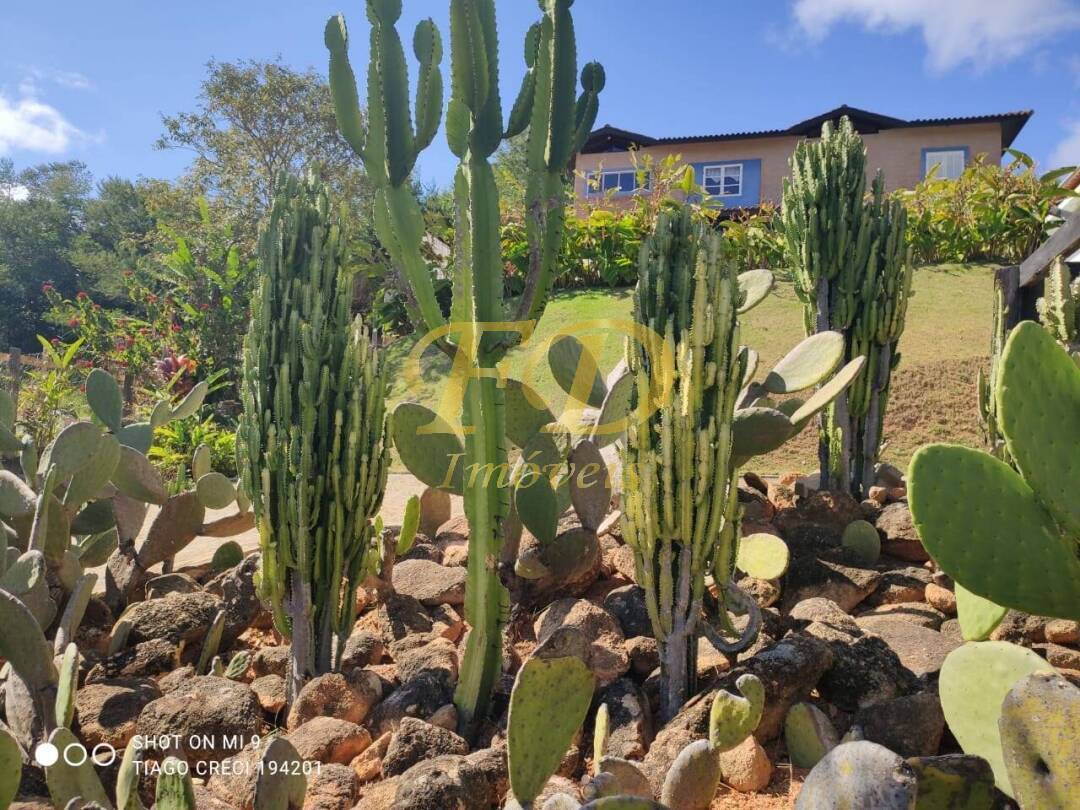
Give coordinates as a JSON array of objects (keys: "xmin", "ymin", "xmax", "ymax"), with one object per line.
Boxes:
[{"xmin": 385, "ymin": 263, "xmax": 996, "ymax": 475}]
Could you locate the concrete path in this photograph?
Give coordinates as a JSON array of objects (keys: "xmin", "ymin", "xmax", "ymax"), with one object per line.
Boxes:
[{"xmin": 89, "ymin": 472, "xmax": 463, "ymax": 586}]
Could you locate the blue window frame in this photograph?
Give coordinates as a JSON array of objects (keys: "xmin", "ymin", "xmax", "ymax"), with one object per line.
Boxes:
[
  {"xmin": 588, "ymin": 168, "xmax": 651, "ymax": 196},
  {"xmin": 703, "ymin": 163, "xmax": 743, "ymax": 197},
  {"xmin": 923, "ymin": 147, "xmax": 968, "ymax": 180}
]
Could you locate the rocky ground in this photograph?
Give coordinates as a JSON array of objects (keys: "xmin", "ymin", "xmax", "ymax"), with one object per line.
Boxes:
[{"xmin": 8, "ymin": 467, "xmax": 1078, "ymax": 809}]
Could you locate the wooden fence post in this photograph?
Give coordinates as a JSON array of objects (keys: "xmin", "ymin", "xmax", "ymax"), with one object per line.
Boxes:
[{"xmin": 995, "ymin": 265, "xmax": 1021, "ymax": 333}]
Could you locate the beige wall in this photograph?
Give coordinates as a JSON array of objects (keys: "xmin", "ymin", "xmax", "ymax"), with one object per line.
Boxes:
[{"xmin": 575, "ymin": 122, "xmax": 1004, "ymax": 205}]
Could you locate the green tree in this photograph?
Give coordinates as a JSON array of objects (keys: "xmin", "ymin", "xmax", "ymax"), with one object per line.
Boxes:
[
  {"xmin": 0, "ymin": 159, "xmax": 91, "ymax": 349},
  {"xmin": 71, "ymin": 177, "xmax": 156, "ymax": 301},
  {"xmin": 156, "ymin": 58, "xmax": 372, "ymax": 239}
]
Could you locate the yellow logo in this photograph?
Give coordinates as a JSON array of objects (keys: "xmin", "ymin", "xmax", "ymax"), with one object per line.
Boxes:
[{"xmin": 402, "ymin": 318, "xmax": 674, "ymax": 436}]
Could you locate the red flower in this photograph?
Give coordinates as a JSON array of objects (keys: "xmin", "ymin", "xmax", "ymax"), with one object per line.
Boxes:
[
  {"xmin": 76, "ymin": 291, "xmax": 88, "ymax": 301},
  {"xmin": 147, "ymin": 294, "xmax": 158, "ymax": 304},
  {"xmin": 171, "ymin": 323, "xmax": 182, "ymax": 333},
  {"xmin": 68, "ymin": 318, "xmax": 80, "ymax": 328},
  {"xmin": 123, "ymin": 270, "xmax": 134, "ymax": 278},
  {"xmin": 50, "ymin": 337, "xmax": 60, "ymax": 346},
  {"xmin": 92, "ymin": 304, "xmax": 101, "ymax": 311},
  {"xmin": 41, "ymin": 283, "xmax": 54, "ymax": 293},
  {"xmin": 199, "ymin": 303, "xmax": 210, "ymax": 311}
]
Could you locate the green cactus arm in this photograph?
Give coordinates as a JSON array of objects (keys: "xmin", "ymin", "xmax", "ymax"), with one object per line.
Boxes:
[
  {"xmin": 412, "ymin": 19, "xmax": 444, "ymax": 152},
  {"xmin": 325, "ymin": 16, "xmax": 369, "ymax": 160}
]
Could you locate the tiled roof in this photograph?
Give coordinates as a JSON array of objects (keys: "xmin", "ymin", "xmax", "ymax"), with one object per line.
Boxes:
[{"xmin": 582, "ymin": 105, "xmax": 1033, "ymax": 154}]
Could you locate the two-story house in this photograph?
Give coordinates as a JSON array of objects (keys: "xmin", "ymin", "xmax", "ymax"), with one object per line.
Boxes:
[{"xmin": 575, "ymin": 105, "xmax": 1032, "ymax": 210}]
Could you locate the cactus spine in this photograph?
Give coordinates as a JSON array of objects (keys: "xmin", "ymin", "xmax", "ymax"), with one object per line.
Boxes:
[
  {"xmin": 781, "ymin": 116, "xmax": 912, "ymax": 498},
  {"xmin": 325, "ymin": 0, "xmax": 602, "ymax": 735},
  {"xmin": 621, "ymin": 207, "xmax": 744, "ymax": 722},
  {"xmin": 238, "ymin": 173, "xmax": 389, "ymax": 698}
]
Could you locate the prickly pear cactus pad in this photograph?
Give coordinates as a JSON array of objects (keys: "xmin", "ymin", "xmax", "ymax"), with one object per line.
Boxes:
[
  {"xmin": 709, "ymin": 674, "xmax": 765, "ymax": 752},
  {"xmin": 954, "ymin": 583, "xmax": 1007, "ymax": 641},
  {"xmin": 938, "ymin": 641, "xmax": 1054, "ymax": 796},
  {"xmin": 0, "ymin": 727, "xmax": 19, "ymax": 810},
  {"xmin": 45, "ymin": 727, "xmax": 112, "ymax": 808},
  {"xmin": 660, "ymin": 739, "xmax": 722, "ymax": 810},
  {"xmin": 735, "ymin": 533, "xmax": 790, "ymax": 580},
  {"xmin": 908, "ymin": 443, "xmax": 1080, "ymax": 620},
  {"xmin": 996, "ymin": 320, "xmax": 1080, "ymax": 536},
  {"xmin": 999, "ymin": 671, "xmax": 1080, "ymax": 809},
  {"xmin": 508, "ymin": 655, "xmax": 595, "ymax": 805}
]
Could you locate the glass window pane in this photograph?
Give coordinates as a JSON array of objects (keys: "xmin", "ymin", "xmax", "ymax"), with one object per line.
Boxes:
[
  {"xmin": 602, "ymin": 172, "xmax": 619, "ymax": 191},
  {"xmin": 618, "ymin": 172, "xmax": 635, "ymax": 192},
  {"xmin": 640, "ymin": 172, "xmax": 651, "ymax": 191}
]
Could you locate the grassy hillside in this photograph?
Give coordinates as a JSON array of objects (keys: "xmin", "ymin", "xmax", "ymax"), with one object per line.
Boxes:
[{"xmin": 385, "ymin": 263, "xmax": 995, "ymax": 476}]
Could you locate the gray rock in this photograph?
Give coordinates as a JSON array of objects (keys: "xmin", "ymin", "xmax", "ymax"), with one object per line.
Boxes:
[
  {"xmin": 368, "ymin": 668, "xmax": 455, "ymax": 736},
  {"xmin": 875, "ymin": 503, "xmax": 929, "ymax": 562},
  {"xmin": 301, "ymin": 763, "xmax": 359, "ymax": 810},
  {"xmin": 287, "ymin": 716, "xmax": 372, "ymax": 765},
  {"xmin": 251, "ymin": 645, "xmax": 288, "ymax": 678},
  {"xmin": 857, "ymin": 618, "xmax": 960, "ymax": 678},
  {"xmin": 391, "ymin": 753, "xmax": 498, "ymax": 810},
  {"xmin": 392, "ymin": 559, "xmax": 467, "ymax": 606},
  {"xmin": 124, "ymin": 590, "xmax": 223, "ymax": 645},
  {"xmin": 603, "ymin": 585, "xmax": 653, "ymax": 638},
  {"xmin": 339, "ymin": 630, "xmax": 385, "ymax": 672},
  {"xmin": 816, "ymin": 634, "xmax": 920, "ymax": 712},
  {"xmin": 135, "ymin": 676, "xmax": 261, "ymax": 764},
  {"xmin": 382, "ymin": 717, "xmax": 468, "ymax": 777},
  {"xmin": 85, "ymin": 638, "xmax": 178, "ymax": 682},
  {"xmin": 286, "ymin": 670, "xmax": 382, "ymax": 730},
  {"xmin": 598, "ymin": 678, "xmax": 652, "ymax": 760},
  {"xmin": 535, "ymin": 598, "xmax": 629, "ymax": 687},
  {"xmin": 853, "ymin": 691, "xmax": 945, "ymax": 757},
  {"xmin": 389, "ymin": 635, "xmax": 459, "ymax": 684},
  {"xmin": 864, "ymin": 566, "xmax": 931, "ymax": 606},
  {"xmin": 782, "ymin": 555, "xmax": 881, "ymax": 613},
  {"xmin": 789, "ymin": 597, "xmax": 857, "ymax": 628},
  {"xmin": 210, "ymin": 553, "xmax": 267, "ymax": 642},
  {"xmin": 857, "ymin": 603, "xmax": 945, "ymax": 630},
  {"xmin": 796, "ymin": 741, "xmax": 917, "ymax": 809},
  {"xmin": 74, "ymin": 677, "xmax": 161, "ymax": 749}
]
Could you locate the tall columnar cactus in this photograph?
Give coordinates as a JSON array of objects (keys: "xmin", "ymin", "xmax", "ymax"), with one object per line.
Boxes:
[
  {"xmin": 325, "ymin": 0, "xmax": 603, "ymax": 734},
  {"xmin": 621, "ymin": 207, "xmax": 862, "ymax": 722},
  {"xmin": 238, "ymin": 173, "xmax": 390, "ymax": 698},
  {"xmin": 781, "ymin": 116, "xmax": 912, "ymax": 498},
  {"xmin": 621, "ymin": 206, "xmax": 745, "ymax": 722},
  {"xmin": 1037, "ymin": 256, "xmax": 1080, "ymax": 351}
]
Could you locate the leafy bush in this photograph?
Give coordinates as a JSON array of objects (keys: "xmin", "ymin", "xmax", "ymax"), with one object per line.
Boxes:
[
  {"xmin": 717, "ymin": 202, "xmax": 787, "ymax": 277},
  {"xmin": 503, "ymin": 208, "xmax": 645, "ymax": 291},
  {"xmin": 897, "ymin": 150, "xmax": 1077, "ymax": 265},
  {"xmin": 149, "ymin": 413, "xmax": 238, "ymax": 486}
]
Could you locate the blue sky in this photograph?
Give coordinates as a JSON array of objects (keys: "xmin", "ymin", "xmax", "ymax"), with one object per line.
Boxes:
[{"xmin": 2, "ymin": 0, "xmax": 1080, "ymax": 193}]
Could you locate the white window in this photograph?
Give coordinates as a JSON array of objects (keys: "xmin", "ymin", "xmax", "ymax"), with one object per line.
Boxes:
[
  {"xmin": 924, "ymin": 149, "xmax": 966, "ymax": 180},
  {"xmin": 588, "ymin": 169, "xmax": 650, "ymax": 195},
  {"xmin": 703, "ymin": 164, "xmax": 743, "ymax": 197}
]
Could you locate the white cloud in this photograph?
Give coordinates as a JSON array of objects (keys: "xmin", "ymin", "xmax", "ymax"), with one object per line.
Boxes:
[
  {"xmin": 791, "ymin": 0, "xmax": 1080, "ymax": 72},
  {"xmin": 20, "ymin": 66, "xmax": 93, "ymax": 93},
  {"xmin": 1051, "ymin": 121, "xmax": 1080, "ymax": 170},
  {"xmin": 0, "ymin": 93, "xmax": 88, "ymax": 155}
]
